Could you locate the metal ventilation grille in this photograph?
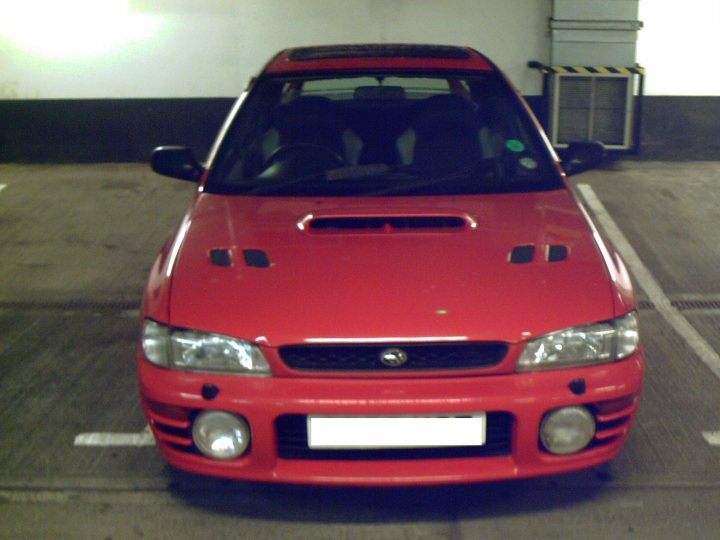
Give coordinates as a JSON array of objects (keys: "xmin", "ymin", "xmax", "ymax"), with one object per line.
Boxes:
[
  {"xmin": 594, "ymin": 78, "xmax": 629, "ymax": 144},
  {"xmin": 552, "ymin": 73, "xmax": 633, "ymax": 149},
  {"xmin": 556, "ymin": 77, "xmax": 592, "ymax": 143}
]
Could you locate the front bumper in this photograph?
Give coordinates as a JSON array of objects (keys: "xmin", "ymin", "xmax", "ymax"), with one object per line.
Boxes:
[{"xmin": 138, "ymin": 352, "xmax": 644, "ymax": 486}]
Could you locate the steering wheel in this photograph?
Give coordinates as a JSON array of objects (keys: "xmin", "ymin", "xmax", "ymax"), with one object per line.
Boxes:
[{"xmin": 265, "ymin": 143, "xmax": 344, "ymax": 167}]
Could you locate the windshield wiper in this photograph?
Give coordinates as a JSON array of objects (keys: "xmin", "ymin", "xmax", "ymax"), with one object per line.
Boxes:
[
  {"xmin": 244, "ymin": 163, "xmax": 422, "ymax": 195},
  {"xmin": 366, "ymin": 159, "xmax": 501, "ymax": 196},
  {"xmin": 244, "ymin": 170, "xmax": 333, "ymax": 195},
  {"xmin": 242, "ymin": 159, "xmax": 516, "ymax": 196}
]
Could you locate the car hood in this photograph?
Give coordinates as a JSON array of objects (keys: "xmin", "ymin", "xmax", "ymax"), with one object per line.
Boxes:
[{"xmin": 168, "ymin": 190, "xmax": 616, "ymax": 346}]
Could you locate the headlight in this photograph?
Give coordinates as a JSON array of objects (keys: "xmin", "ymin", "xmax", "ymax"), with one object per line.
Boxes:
[
  {"xmin": 516, "ymin": 312, "xmax": 639, "ymax": 372},
  {"xmin": 142, "ymin": 320, "xmax": 170, "ymax": 367},
  {"xmin": 141, "ymin": 320, "xmax": 271, "ymax": 375}
]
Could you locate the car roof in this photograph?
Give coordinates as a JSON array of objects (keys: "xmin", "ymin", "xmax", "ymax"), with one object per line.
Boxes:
[{"xmin": 263, "ymin": 44, "xmax": 495, "ymax": 74}]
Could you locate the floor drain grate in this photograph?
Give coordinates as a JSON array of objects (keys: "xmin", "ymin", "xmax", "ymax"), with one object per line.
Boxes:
[
  {"xmin": 672, "ymin": 300, "xmax": 720, "ymax": 311},
  {"xmin": 636, "ymin": 299, "xmax": 720, "ymax": 312},
  {"xmin": 0, "ymin": 300, "xmax": 139, "ymax": 312}
]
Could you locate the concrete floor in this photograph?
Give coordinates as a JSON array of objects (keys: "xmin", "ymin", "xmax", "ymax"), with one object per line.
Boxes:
[{"xmin": 0, "ymin": 161, "xmax": 719, "ymax": 539}]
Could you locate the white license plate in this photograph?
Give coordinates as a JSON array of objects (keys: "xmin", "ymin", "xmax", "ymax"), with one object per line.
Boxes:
[{"xmin": 307, "ymin": 414, "xmax": 486, "ymax": 449}]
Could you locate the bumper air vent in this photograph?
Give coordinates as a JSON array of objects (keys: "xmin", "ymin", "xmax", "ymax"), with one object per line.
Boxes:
[
  {"xmin": 143, "ymin": 399, "xmax": 196, "ymax": 454},
  {"xmin": 588, "ymin": 396, "xmax": 639, "ymax": 449}
]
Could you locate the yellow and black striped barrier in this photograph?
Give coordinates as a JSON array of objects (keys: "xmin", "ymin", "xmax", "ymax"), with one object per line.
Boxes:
[
  {"xmin": 546, "ymin": 66, "xmax": 645, "ymax": 75},
  {"xmin": 528, "ymin": 62, "xmax": 645, "ymax": 76}
]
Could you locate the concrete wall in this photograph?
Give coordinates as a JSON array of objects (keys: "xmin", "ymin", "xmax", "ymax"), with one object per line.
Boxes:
[
  {"xmin": 0, "ymin": 0, "xmax": 551, "ymax": 98},
  {"xmin": 0, "ymin": 0, "xmax": 553, "ymax": 162},
  {"xmin": 0, "ymin": 0, "xmax": 718, "ymax": 162}
]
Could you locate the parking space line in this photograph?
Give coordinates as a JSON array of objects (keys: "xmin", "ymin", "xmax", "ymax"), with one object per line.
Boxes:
[
  {"xmin": 578, "ymin": 184, "xmax": 720, "ymax": 449},
  {"xmin": 703, "ymin": 431, "xmax": 720, "ymax": 446},
  {"xmin": 74, "ymin": 425, "xmax": 155, "ymax": 447},
  {"xmin": 577, "ymin": 184, "xmax": 720, "ymax": 381}
]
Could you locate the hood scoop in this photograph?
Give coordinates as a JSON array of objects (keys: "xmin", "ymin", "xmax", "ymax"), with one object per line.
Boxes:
[{"xmin": 303, "ymin": 214, "xmax": 472, "ymax": 233}]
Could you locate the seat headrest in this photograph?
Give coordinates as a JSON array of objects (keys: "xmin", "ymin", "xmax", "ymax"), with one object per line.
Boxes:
[
  {"xmin": 274, "ymin": 96, "xmax": 343, "ymax": 138},
  {"xmin": 412, "ymin": 94, "xmax": 478, "ymax": 136}
]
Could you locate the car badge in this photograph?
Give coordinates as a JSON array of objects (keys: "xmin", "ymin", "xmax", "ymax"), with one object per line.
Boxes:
[{"xmin": 379, "ymin": 348, "xmax": 408, "ymax": 367}]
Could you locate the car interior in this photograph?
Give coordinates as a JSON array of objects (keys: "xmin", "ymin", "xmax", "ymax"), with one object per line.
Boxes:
[{"xmin": 211, "ymin": 73, "xmax": 556, "ymax": 196}]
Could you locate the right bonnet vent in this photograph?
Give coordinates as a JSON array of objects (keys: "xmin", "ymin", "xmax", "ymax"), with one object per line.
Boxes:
[
  {"xmin": 509, "ymin": 244, "xmax": 570, "ymax": 264},
  {"xmin": 547, "ymin": 245, "xmax": 569, "ymax": 262}
]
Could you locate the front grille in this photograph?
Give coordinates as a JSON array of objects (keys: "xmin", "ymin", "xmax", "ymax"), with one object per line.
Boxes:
[
  {"xmin": 276, "ymin": 413, "xmax": 513, "ymax": 460},
  {"xmin": 279, "ymin": 342, "xmax": 508, "ymax": 372}
]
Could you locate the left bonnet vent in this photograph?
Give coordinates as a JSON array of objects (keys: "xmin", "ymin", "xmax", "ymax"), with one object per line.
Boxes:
[
  {"xmin": 307, "ymin": 216, "xmax": 468, "ymax": 231},
  {"xmin": 209, "ymin": 248, "xmax": 233, "ymax": 267},
  {"xmin": 209, "ymin": 248, "xmax": 271, "ymax": 268}
]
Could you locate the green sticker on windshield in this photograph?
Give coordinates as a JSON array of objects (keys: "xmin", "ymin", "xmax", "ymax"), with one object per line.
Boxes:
[
  {"xmin": 519, "ymin": 157, "xmax": 538, "ymax": 170},
  {"xmin": 505, "ymin": 139, "xmax": 525, "ymax": 153}
]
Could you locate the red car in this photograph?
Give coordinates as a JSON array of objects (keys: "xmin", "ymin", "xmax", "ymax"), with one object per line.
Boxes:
[{"xmin": 140, "ymin": 44, "xmax": 643, "ymax": 485}]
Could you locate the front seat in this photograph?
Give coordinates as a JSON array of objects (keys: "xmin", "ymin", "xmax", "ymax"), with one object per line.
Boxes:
[
  {"xmin": 270, "ymin": 96, "xmax": 347, "ymax": 164},
  {"xmin": 406, "ymin": 94, "xmax": 481, "ymax": 171}
]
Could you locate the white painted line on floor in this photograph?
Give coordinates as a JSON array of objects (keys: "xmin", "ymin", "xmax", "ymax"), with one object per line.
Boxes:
[
  {"xmin": 578, "ymin": 185, "xmax": 720, "ymax": 450},
  {"xmin": 0, "ymin": 490, "xmax": 72, "ymax": 503},
  {"xmin": 577, "ymin": 184, "xmax": 720, "ymax": 382},
  {"xmin": 74, "ymin": 425, "xmax": 155, "ymax": 447},
  {"xmin": 703, "ymin": 431, "xmax": 720, "ymax": 447}
]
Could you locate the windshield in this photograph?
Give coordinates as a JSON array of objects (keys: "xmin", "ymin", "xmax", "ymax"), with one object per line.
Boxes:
[{"xmin": 207, "ymin": 72, "xmax": 563, "ymax": 196}]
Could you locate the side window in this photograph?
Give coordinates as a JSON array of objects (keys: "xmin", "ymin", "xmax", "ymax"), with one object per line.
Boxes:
[{"xmin": 212, "ymin": 86, "xmax": 281, "ymax": 182}]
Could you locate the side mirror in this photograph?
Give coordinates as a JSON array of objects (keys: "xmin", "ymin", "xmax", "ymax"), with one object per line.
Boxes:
[
  {"xmin": 561, "ymin": 141, "xmax": 606, "ymax": 176},
  {"xmin": 151, "ymin": 146, "xmax": 204, "ymax": 182}
]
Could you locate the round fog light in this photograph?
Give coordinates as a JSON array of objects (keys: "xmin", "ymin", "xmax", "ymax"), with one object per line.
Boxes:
[
  {"xmin": 192, "ymin": 411, "xmax": 250, "ymax": 460},
  {"xmin": 540, "ymin": 406, "xmax": 595, "ymax": 455}
]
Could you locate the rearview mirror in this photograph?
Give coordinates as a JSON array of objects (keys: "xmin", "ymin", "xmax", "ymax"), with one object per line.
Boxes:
[
  {"xmin": 560, "ymin": 142, "xmax": 606, "ymax": 176},
  {"xmin": 151, "ymin": 146, "xmax": 204, "ymax": 182}
]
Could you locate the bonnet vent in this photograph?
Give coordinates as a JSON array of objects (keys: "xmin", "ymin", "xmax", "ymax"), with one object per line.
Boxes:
[
  {"xmin": 509, "ymin": 245, "xmax": 535, "ymax": 264},
  {"xmin": 547, "ymin": 245, "xmax": 569, "ymax": 262},
  {"xmin": 209, "ymin": 248, "xmax": 233, "ymax": 267},
  {"xmin": 508, "ymin": 244, "xmax": 570, "ymax": 264},
  {"xmin": 243, "ymin": 249, "xmax": 271, "ymax": 268},
  {"xmin": 209, "ymin": 248, "xmax": 272, "ymax": 268},
  {"xmin": 308, "ymin": 216, "xmax": 467, "ymax": 231}
]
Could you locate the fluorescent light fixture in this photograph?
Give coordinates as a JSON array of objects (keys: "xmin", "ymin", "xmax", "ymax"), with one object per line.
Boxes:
[{"xmin": 0, "ymin": 0, "xmax": 159, "ymax": 58}]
